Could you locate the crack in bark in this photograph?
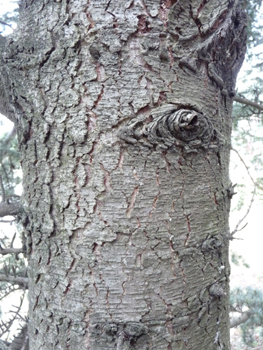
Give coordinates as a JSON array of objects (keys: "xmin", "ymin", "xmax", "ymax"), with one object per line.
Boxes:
[{"xmin": 126, "ymin": 186, "xmax": 139, "ymax": 218}]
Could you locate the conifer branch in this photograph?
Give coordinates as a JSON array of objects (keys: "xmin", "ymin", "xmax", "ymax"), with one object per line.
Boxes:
[
  {"xmin": 0, "ymin": 247, "xmax": 24, "ymax": 255},
  {"xmin": 230, "ymin": 310, "xmax": 252, "ymax": 328},
  {"xmin": 233, "ymin": 95, "xmax": 263, "ymax": 111},
  {"xmin": 0, "ymin": 201, "xmax": 22, "ymax": 217},
  {"xmin": 0, "ymin": 274, "xmax": 28, "ymax": 288}
]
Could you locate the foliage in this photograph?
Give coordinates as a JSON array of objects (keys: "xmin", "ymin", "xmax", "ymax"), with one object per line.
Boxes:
[
  {"xmin": 0, "ymin": 128, "xmax": 21, "ymax": 201},
  {"xmin": 242, "ymin": 0, "xmax": 263, "ymax": 52},
  {"xmin": 233, "ymin": 1, "xmax": 263, "ymax": 122},
  {"xmin": 0, "ymin": 119, "xmax": 25, "ymax": 342},
  {"xmin": 229, "ymin": 4, "xmax": 263, "ymax": 348},
  {"xmin": 232, "ymin": 1, "xmax": 263, "ymax": 206},
  {"xmin": 231, "ymin": 287, "xmax": 263, "ymax": 346},
  {"xmin": 231, "ymin": 252, "xmax": 250, "ymax": 269},
  {"xmin": 0, "ymin": 222, "xmax": 27, "ymax": 343}
]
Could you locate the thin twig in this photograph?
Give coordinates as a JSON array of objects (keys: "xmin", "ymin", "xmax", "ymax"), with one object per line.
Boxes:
[
  {"xmin": 0, "ymin": 20, "xmax": 13, "ymax": 30},
  {"xmin": 231, "ymin": 147, "xmax": 263, "ymax": 191},
  {"xmin": 0, "ymin": 285, "xmax": 20, "ymax": 301},
  {"xmin": 0, "ymin": 175, "xmax": 5, "ymax": 202},
  {"xmin": 230, "ymin": 186, "xmax": 256, "ymax": 239},
  {"xmin": 0, "ymin": 294, "xmax": 25, "ymax": 338},
  {"xmin": 10, "ymin": 232, "xmax": 16, "ymax": 248}
]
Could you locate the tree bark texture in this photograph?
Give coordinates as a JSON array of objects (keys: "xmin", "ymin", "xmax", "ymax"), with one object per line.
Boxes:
[{"xmin": 1, "ymin": 0, "xmax": 246, "ymax": 349}]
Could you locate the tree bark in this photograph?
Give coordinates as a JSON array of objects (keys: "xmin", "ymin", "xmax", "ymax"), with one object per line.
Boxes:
[{"xmin": 0, "ymin": 0, "xmax": 246, "ymax": 349}]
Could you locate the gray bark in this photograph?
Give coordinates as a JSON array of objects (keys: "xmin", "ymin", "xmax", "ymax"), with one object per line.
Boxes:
[{"xmin": 0, "ymin": 0, "xmax": 246, "ymax": 349}]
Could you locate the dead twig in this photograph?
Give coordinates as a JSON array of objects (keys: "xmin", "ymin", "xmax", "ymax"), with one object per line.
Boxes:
[
  {"xmin": 231, "ymin": 147, "xmax": 263, "ymax": 191},
  {"xmin": 0, "ymin": 20, "xmax": 13, "ymax": 31},
  {"xmin": 230, "ymin": 186, "xmax": 256, "ymax": 239},
  {"xmin": 0, "ymin": 294, "xmax": 25, "ymax": 339}
]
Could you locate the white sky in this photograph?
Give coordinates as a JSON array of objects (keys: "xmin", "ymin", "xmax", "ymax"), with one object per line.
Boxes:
[
  {"xmin": 0, "ymin": 0, "xmax": 18, "ymax": 35},
  {"xmin": 0, "ymin": 1, "xmax": 17, "ymax": 14}
]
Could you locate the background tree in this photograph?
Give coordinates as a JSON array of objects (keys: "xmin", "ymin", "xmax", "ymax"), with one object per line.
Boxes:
[
  {"xmin": 0, "ymin": 0, "xmax": 249, "ymax": 349},
  {"xmin": 0, "ymin": 123, "xmax": 27, "ymax": 347},
  {"xmin": 229, "ymin": 1, "xmax": 263, "ymax": 347}
]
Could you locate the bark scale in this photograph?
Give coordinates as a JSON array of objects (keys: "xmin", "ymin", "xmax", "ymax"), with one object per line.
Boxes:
[{"xmin": 0, "ymin": 0, "xmax": 246, "ymax": 349}]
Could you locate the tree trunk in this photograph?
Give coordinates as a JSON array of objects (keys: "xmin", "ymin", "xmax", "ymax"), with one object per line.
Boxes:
[{"xmin": 1, "ymin": 0, "xmax": 246, "ymax": 349}]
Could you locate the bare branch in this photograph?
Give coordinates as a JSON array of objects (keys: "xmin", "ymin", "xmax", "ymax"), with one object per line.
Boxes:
[
  {"xmin": 0, "ymin": 247, "xmax": 24, "ymax": 256},
  {"xmin": 230, "ymin": 310, "xmax": 252, "ymax": 328},
  {"xmin": 0, "ymin": 201, "xmax": 22, "ymax": 218},
  {"xmin": 0, "ymin": 284, "xmax": 21, "ymax": 300},
  {"xmin": 233, "ymin": 95, "xmax": 263, "ymax": 112},
  {"xmin": 0, "ymin": 274, "xmax": 28, "ymax": 288},
  {"xmin": 0, "ymin": 294, "xmax": 27, "ymax": 340},
  {"xmin": 0, "ymin": 219, "xmax": 17, "ymax": 223}
]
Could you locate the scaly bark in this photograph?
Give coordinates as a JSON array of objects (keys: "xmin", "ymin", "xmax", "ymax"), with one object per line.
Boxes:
[{"xmin": 0, "ymin": 0, "xmax": 246, "ymax": 349}]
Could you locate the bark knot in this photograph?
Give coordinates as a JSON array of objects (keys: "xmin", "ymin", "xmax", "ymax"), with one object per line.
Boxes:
[
  {"xmin": 118, "ymin": 104, "xmax": 220, "ymax": 153},
  {"xmin": 92, "ymin": 321, "xmax": 148, "ymax": 348}
]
